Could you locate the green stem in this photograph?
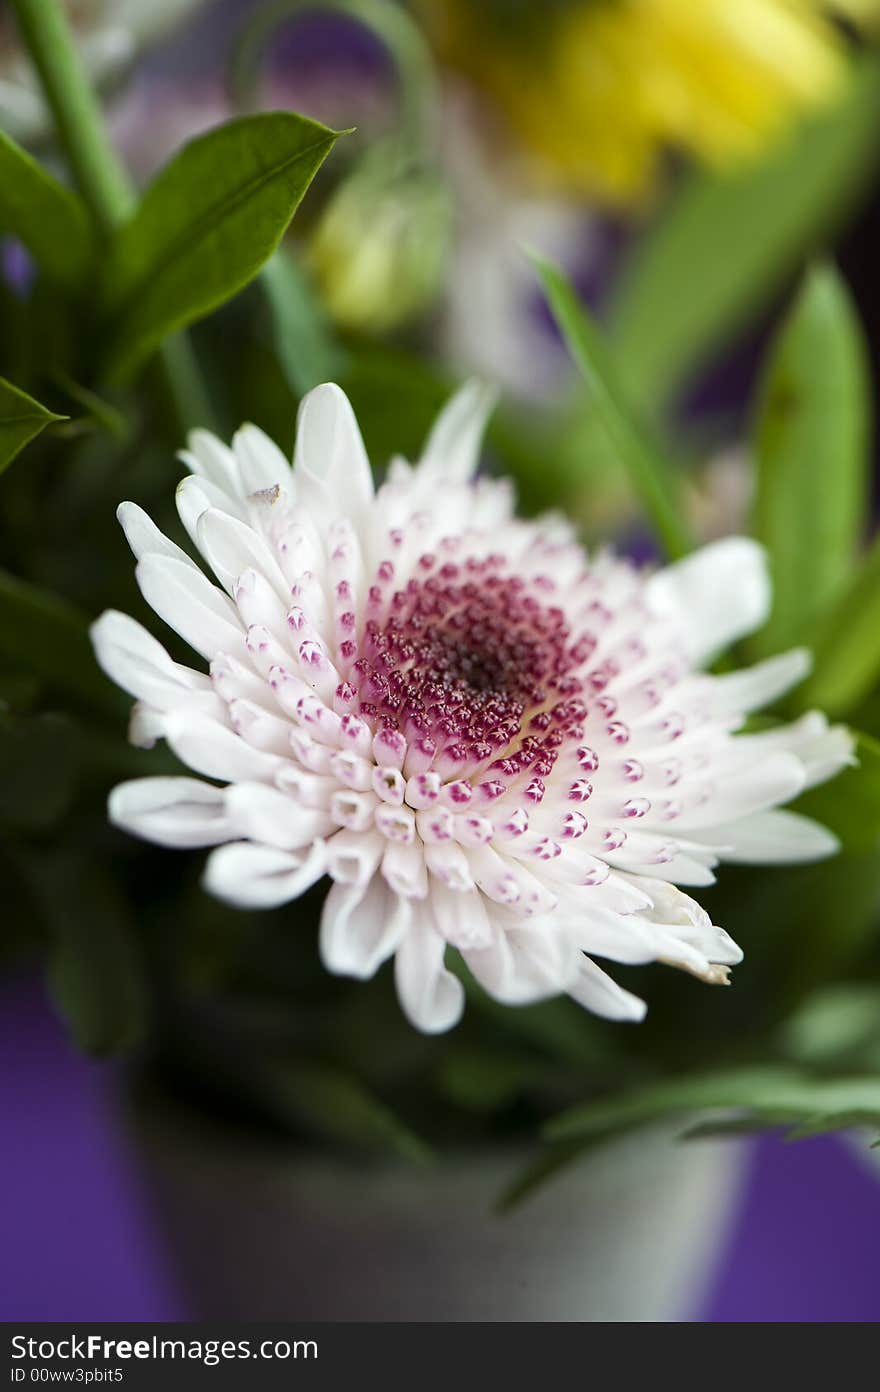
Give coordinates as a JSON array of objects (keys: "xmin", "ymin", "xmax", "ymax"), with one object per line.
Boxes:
[
  {"xmin": 10, "ymin": 0, "xmax": 215, "ymax": 435},
  {"xmin": 10, "ymin": 0, "xmax": 134, "ymax": 230}
]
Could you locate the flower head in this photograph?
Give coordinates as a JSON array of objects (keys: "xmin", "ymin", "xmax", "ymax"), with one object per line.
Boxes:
[{"xmin": 92, "ymin": 383, "xmax": 851, "ymax": 1031}]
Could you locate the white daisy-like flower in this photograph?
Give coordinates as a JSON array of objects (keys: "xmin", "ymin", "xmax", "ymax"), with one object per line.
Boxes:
[{"xmin": 91, "ymin": 383, "xmax": 852, "ymax": 1032}]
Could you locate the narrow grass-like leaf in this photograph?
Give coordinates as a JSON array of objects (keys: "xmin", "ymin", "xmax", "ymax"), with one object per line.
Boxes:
[
  {"xmin": 99, "ymin": 113, "xmax": 345, "ymax": 380},
  {"xmin": 0, "ymin": 377, "xmax": 67, "ymax": 474},
  {"xmin": 610, "ymin": 59, "xmax": 880, "ymax": 407},
  {"xmin": 796, "ymin": 540, "xmax": 880, "ymax": 716},
  {"xmin": 503, "ymin": 1067, "xmax": 880, "ymax": 1208},
  {"xmin": 260, "ymin": 1060, "xmax": 431, "ymax": 1163},
  {"xmin": 261, "ymin": 249, "xmax": 345, "ymax": 397},
  {"xmin": 532, "ymin": 253, "xmax": 691, "ymax": 559},
  {"xmin": 544, "ymin": 1067, "xmax": 801, "ymax": 1143},
  {"xmin": 0, "ymin": 130, "xmax": 94, "ymax": 290},
  {"xmin": 751, "ymin": 265, "xmax": 870, "ymax": 655}
]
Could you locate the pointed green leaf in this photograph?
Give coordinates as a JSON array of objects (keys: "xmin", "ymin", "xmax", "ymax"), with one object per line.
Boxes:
[
  {"xmin": 532, "ymin": 253, "xmax": 690, "ymax": 559},
  {"xmin": 503, "ymin": 1066, "xmax": 880, "ymax": 1207},
  {"xmin": 0, "ymin": 376, "xmax": 67, "ymax": 474},
  {"xmin": 796, "ymin": 539, "xmax": 880, "ymax": 716},
  {"xmin": 610, "ymin": 58, "xmax": 880, "ymax": 407},
  {"xmin": 751, "ymin": 265, "xmax": 870, "ymax": 655},
  {"xmin": 99, "ymin": 113, "xmax": 345, "ymax": 380},
  {"xmin": 0, "ymin": 130, "xmax": 94, "ymax": 290},
  {"xmin": 260, "ymin": 1060, "xmax": 431, "ymax": 1163},
  {"xmin": 496, "ymin": 1139, "xmax": 591, "ymax": 1214}
]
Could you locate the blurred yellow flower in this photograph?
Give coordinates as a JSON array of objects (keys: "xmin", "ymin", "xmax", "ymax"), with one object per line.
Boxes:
[{"xmin": 422, "ymin": 0, "xmax": 879, "ymax": 206}]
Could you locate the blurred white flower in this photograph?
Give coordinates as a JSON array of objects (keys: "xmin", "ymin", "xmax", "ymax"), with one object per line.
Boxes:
[
  {"xmin": 0, "ymin": 0, "xmax": 207, "ymax": 143},
  {"xmin": 92, "ymin": 383, "xmax": 850, "ymax": 1032}
]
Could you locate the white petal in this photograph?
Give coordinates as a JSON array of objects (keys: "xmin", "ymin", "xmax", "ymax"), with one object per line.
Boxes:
[
  {"xmin": 117, "ymin": 501, "xmax": 196, "ymax": 568},
  {"xmin": 128, "ymin": 703, "xmax": 167, "ymax": 748},
  {"xmin": 394, "ymin": 909, "xmax": 464, "ymax": 1034},
  {"xmin": 326, "ymin": 827, "xmax": 385, "ymax": 885},
  {"xmin": 710, "ymin": 809, "xmax": 840, "ymax": 864},
  {"xmin": 179, "ymin": 428, "xmax": 241, "ymax": 497},
  {"xmin": 733, "ymin": 713, "xmax": 855, "ymax": 791},
  {"xmin": 232, "ymin": 422, "xmax": 291, "ymax": 494},
  {"xmin": 90, "ymin": 610, "xmax": 213, "ymax": 708},
  {"xmin": 293, "ymin": 384, "xmax": 373, "ymax": 528},
  {"xmin": 417, "ymin": 380, "xmax": 497, "ymax": 485},
  {"xmin": 674, "ymin": 751, "xmax": 806, "ymax": 830},
  {"xmin": 109, "ymin": 777, "xmax": 233, "ymax": 848},
  {"xmin": 798, "ymin": 723, "xmax": 855, "ymax": 789},
  {"xmin": 162, "ymin": 710, "xmax": 287, "ymax": 783},
  {"xmin": 464, "ymin": 916, "xmax": 578, "ymax": 1004},
  {"xmin": 568, "ymin": 956, "xmax": 647, "ymax": 1022},
  {"xmin": 320, "ymin": 876, "xmax": 409, "ymax": 979},
  {"xmin": 226, "ymin": 697, "xmax": 292, "ymax": 755},
  {"xmin": 196, "ymin": 508, "xmax": 289, "ymax": 599},
  {"xmin": 709, "ymin": 648, "xmax": 812, "ymax": 716},
  {"xmin": 430, "ymin": 882, "xmax": 493, "ymax": 950},
  {"xmin": 627, "ymin": 877, "xmax": 743, "ymax": 971},
  {"xmin": 136, "ymin": 553, "xmax": 247, "ymax": 662},
  {"xmin": 381, "ymin": 838, "xmax": 428, "ymax": 898},
  {"xmin": 646, "ymin": 537, "xmax": 770, "ymax": 663},
  {"xmin": 225, "ymin": 781, "xmax": 334, "ymax": 849},
  {"xmin": 203, "ymin": 839, "xmax": 327, "ymax": 909},
  {"xmin": 176, "ymin": 474, "xmax": 246, "ymax": 550}
]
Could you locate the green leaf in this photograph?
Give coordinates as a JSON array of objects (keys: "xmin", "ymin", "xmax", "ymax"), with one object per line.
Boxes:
[
  {"xmin": 51, "ymin": 371, "xmax": 130, "ymax": 439},
  {"xmin": 0, "ymin": 712, "xmax": 80, "ymax": 830},
  {"xmin": 496, "ymin": 1139, "xmax": 591, "ymax": 1214},
  {"xmin": 796, "ymin": 539, "xmax": 880, "ymax": 716},
  {"xmin": 544, "ymin": 1066, "xmax": 802, "ymax": 1143},
  {"xmin": 41, "ymin": 857, "xmax": 148, "ymax": 1056},
  {"xmin": 261, "ymin": 248, "xmax": 345, "ymax": 397},
  {"xmin": 0, "ymin": 130, "xmax": 94, "ymax": 290},
  {"xmin": 532, "ymin": 252, "xmax": 691, "ymax": 559},
  {"xmin": 0, "ymin": 377, "xmax": 67, "ymax": 474},
  {"xmin": 502, "ymin": 1064, "xmax": 880, "ymax": 1208},
  {"xmin": 99, "ymin": 113, "xmax": 345, "ymax": 381},
  {"xmin": 0, "ymin": 568, "xmax": 121, "ymax": 714},
  {"xmin": 259, "ymin": 1060, "xmax": 431, "ymax": 1163},
  {"xmin": 610, "ymin": 58, "xmax": 880, "ymax": 407},
  {"xmin": 751, "ymin": 265, "xmax": 870, "ymax": 656}
]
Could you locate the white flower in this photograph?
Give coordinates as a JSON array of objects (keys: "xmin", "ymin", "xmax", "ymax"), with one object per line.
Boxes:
[{"xmin": 92, "ymin": 383, "xmax": 852, "ymax": 1032}]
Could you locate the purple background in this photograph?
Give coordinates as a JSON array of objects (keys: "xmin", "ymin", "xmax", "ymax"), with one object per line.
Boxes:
[{"xmin": 3, "ymin": 967, "xmax": 879, "ymax": 1324}]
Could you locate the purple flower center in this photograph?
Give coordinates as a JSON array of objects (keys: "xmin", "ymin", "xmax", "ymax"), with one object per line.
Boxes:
[{"xmin": 339, "ymin": 551, "xmax": 594, "ymax": 782}]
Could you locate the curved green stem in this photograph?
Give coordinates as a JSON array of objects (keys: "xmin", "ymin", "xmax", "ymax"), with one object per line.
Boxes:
[
  {"xmin": 9, "ymin": 0, "xmax": 134, "ymax": 230},
  {"xmin": 10, "ymin": 0, "xmax": 215, "ymax": 435},
  {"xmin": 231, "ymin": 0, "xmax": 441, "ymax": 156}
]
